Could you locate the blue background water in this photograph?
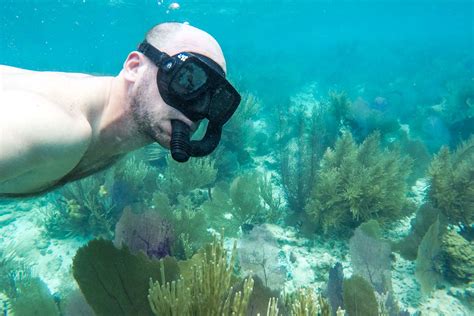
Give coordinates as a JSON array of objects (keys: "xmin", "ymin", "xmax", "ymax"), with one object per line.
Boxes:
[{"xmin": 1, "ymin": 0, "xmax": 472, "ymax": 108}]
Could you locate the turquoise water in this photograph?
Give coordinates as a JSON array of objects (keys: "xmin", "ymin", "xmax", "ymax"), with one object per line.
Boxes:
[{"xmin": 1, "ymin": 0, "xmax": 474, "ymax": 315}]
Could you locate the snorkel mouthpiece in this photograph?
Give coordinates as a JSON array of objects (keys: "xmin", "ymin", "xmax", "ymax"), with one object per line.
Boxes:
[{"xmin": 170, "ymin": 120, "xmax": 222, "ymax": 162}]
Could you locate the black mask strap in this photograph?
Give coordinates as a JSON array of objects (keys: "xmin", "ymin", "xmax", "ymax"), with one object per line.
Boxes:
[{"xmin": 138, "ymin": 40, "xmax": 169, "ymax": 65}]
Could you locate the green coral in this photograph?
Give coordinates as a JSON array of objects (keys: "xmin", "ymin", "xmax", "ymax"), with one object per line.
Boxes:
[
  {"xmin": 279, "ymin": 104, "xmax": 321, "ymax": 215},
  {"xmin": 72, "ymin": 239, "xmax": 180, "ymax": 316},
  {"xmin": 10, "ymin": 277, "xmax": 59, "ymax": 316},
  {"xmin": 440, "ymin": 229, "xmax": 474, "ymax": 284},
  {"xmin": 151, "ymin": 192, "xmax": 209, "ymax": 258},
  {"xmin": 329, "ymin": 90, "xmax": 351, "ymax": 124},
  {"xmin": 305, "ymin": 131, "xmax": 413, "ymax": 234},
  {"xmin": 148, "ymin": 235, "xmax": 254, "ymax": 316},
  {"xmin": 202, "ymin": 173, "xmax": 282, "ymax": 236},
  {"xmin": 415, "ymin": 218, "xmax": 445, "ymax": 295},
  {"xmin": 220, "ymin": 92, "xmax": 262, "ymax": 164},
  {"xmin": 428, "ymin": 136, "xmax": 474, "ymax": 238},
  {"xmin": 229, "ymin": 173, "xmax": 263, "ymax": 223},
  {"xmin": 158, "ymin": 155, "xmax": 217, "ymax": 203},
  {"xmin": 114, "ymin": 154, "xmax": 158, "ymax": 202},
  {"xmin": 71, "ymin": 233, "xmax": 333, "ymax": 316},
  {"xmin": 284, "ymin": 288, "xmax": 330, "ymax": 316},
  {"xmin": 1, "ymin": 265, "xmax": 59, "ymax": 316},
  {"xmin": 54, "ymin": 174, "xmax": 117, "ymax": 238},
  {"xmin": 342, "ymin": 275, "xmax": 378, "ymax": 316}
]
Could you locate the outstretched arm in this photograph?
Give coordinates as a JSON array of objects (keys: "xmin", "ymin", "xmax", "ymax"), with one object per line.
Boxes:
[{"xmin": 0, "ymin": 90, "xmax": 91, "ymax": 194}]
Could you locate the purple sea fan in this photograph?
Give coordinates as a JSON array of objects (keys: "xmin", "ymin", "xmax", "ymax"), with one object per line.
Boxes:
[{"xmin": 114, "ymin": 207, "xmax": 174, "ymax": 259}]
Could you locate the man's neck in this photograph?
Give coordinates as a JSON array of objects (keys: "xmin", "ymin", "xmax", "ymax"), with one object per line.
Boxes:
[{"xmin": 86, "ymin": 76, "xmax": 151, "ymax": 157}]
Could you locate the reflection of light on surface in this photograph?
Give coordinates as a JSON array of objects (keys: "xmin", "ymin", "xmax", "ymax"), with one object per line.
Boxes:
[{"xmin": 168, "ymin": 2, "xmax": 180, "ymax": 10}]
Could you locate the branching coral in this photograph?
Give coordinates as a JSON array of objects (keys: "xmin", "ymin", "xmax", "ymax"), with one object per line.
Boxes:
[
  {"xmin": 47, "ymin": 174, "xmax": 117, "ymax": 238},
  {"xmin": 329, "ymin": 90, "xmax": 351, "ymax": 124},
  {"xmin": 158, "ymin": 155, "xmax": 217, "ymax": 203},
  {"xmin": 305, "ymin": 131, "xmax": 413, "ymax": 234},
  {"xmin": 202, "ymin": 173, "xmax": 283, "ymax": 236},
  {"xmin": 427, "ymin": 135, "xmax": 474, "ymax": 239},
  {"xmin": 9, "ymin": 277, "xmax": 60, "ymax": 316},
  {"xmin": 439, "ymin": 229, "xmax": 474, "ymax": 284},
  {"xmin": 279, "ymin": 104, "xmax": 321, "ymax": 214},
  {"xmin": 283, "ymin": 288, "xmax": 331, "ymax": 316},
  {"xmin": 113, "ymin": 154, "xmax": 158, "ymax": 204},
  {"xmin": 152, "ymin": 192, "xmax": 209, "ymax": 257},
  {"xmin": 220, "ymin": 92, "xmax": 262, "ymax": 164},
  {"xmin": 148, "ymin": 235, "xmax": 254, "ymax": 316}
]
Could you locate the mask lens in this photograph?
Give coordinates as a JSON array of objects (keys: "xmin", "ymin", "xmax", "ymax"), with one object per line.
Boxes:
[
  {"xmin": 170, "ymin": 62, "xmax": 207, "ymax": 96},
  {"xmin": 208, "ymin": 84, "xmax": 239, "ymax": 123}
]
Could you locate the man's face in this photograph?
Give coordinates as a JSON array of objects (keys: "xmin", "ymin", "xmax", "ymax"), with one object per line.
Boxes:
[
  {"xmin": 130, "ymin": 66, "xmax": 196, "ymax": 149},
  {"xmin": 130, "ymin": 24, "xmax": 226, "ymax": 149}
]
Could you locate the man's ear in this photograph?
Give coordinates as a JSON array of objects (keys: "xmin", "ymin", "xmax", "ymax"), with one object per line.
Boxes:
[{"xmin": 122, "ymin": 52, "xmax": 143, "ymax": 82}]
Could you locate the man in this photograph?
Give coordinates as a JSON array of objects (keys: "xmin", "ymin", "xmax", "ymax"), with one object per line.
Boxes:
[{"xmin": 0, "ymin": 22, "xmax": 241, "ymax": 197}]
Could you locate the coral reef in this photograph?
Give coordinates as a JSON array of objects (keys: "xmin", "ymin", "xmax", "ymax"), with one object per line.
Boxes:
[
  {"xmin": 427, "ymin": 135, "xmax": 474, "ymax": 239},
  {"xmin": 238, "ymin": 224, "xmax": 288, "ymax": 291},
  {"xmin": 218, "ymin": 92, "xmax": 262, "ymax": 167},
  {"xmin": 114, "ymin": 207, "xmax": 174, "ymax": 259},
  {"xmin": 394, "ymin": 202, "xmax": 440, "ymax": 261},
  {"xmin": 439, "ymin": 229, "xmax": 474, "ymax": 284},
  {"xmin": 275, "ymin": 85, "xmax": 347, "ymax": 220},
  {"xmin": 283, "ymin": 287, "xmax": 330, "ymax": 316},
  {"xmin": 342, "ymin": 275, "xmax": 379, "ymax": 316},
  {"xmin": 158, "ymin": 155, "xmax": 217, "ymax": 204},
  {"xmin": 202, "ymin": 173, "xmax": 283, "ymax": 236},
  {"xmin": 415, "ymin": 218, "xmax": 444, "ymax": 295},
  {"xmin": 9, "ymin": 277, "xmax": 59, "ymax": 316},
  {"xmin": 326, "ymin": 263, "xmax": 344, "ymax": 315},
  {"xmin": 152, "ymin": 192, "xmax": 209, "ymax": 257},
  {"xmin": 61, "ymin": 289, "xmax": 95, "ymax": 316},
  {"xmin": 349, "ymin": 223, "xmax": 392, "ymax": 294},
  {"xmin": 345, "ymin": 96, "xmax": 400, "ymax": 142},
  {"xmin": 305, "ymin": 131, "xmax": 413, "ymax": 235},
  {"xmin": 278, "ymin": 95, "xmax": 328, "ymax": 215},
  {"xmin": 49, "ymin": 174, "xmax": 118, "ymax": 238},
  {"xmin": 148, "ymin": 235, "xmax": 253, "ymax": 316},
  {"xmin": 72, "ymin": 239, "xmax": 180, "ymax": 316}
]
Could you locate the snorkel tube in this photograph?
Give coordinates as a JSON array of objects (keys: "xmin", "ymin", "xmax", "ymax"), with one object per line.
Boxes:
[{"xmin": 170, "ymin": 120, "xmax": 222, "ymax": 162}]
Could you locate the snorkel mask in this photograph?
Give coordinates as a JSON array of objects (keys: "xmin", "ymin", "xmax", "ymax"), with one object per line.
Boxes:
[{"xmin": 138, "ymin": 40, "xmax": 241, "ymax": 162}]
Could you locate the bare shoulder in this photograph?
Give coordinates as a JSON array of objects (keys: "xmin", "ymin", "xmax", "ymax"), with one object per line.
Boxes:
[{"xmin": 0, "ymin": 90, "xmax": 92, "ymax": 193}]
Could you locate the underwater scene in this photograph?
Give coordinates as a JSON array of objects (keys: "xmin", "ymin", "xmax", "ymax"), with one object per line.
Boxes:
[{"xmin": 0, "ymin": 0, "xmax": 473, "ymax": 315}]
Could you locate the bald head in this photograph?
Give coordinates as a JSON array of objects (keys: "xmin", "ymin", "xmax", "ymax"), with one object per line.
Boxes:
[{"xmin": 144, "ymin": 23, "xmax": 226, "ymax": 72}]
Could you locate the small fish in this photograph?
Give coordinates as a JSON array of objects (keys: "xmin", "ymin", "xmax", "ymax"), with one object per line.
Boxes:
[{"xmin": 431, "ymin": 97, "xmax": 447, "ymax": 113}]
